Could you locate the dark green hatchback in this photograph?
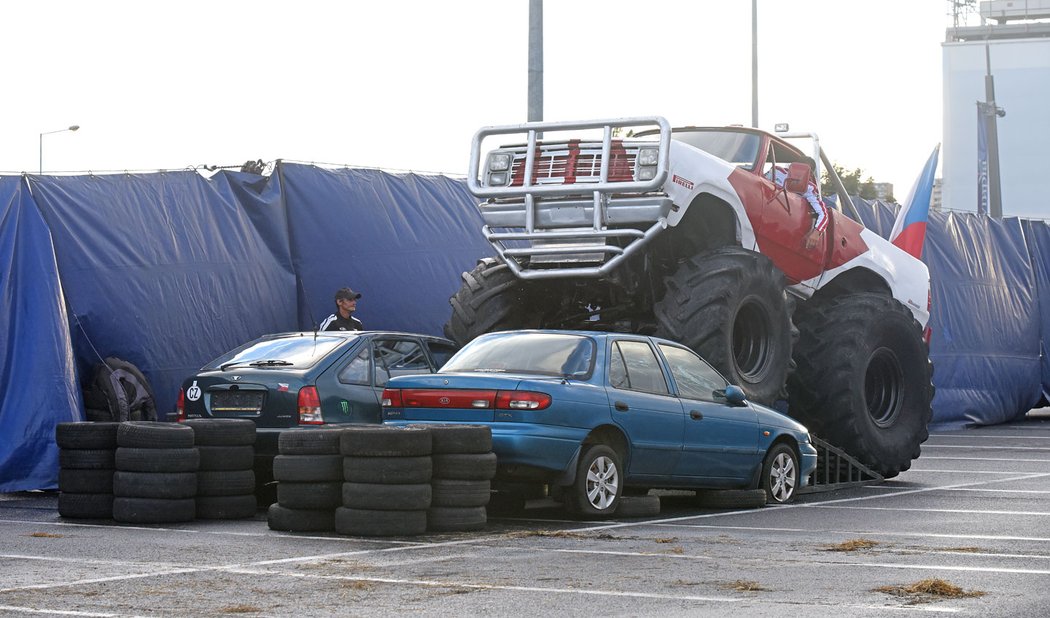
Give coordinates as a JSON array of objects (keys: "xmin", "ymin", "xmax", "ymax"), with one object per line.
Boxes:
[{"xmin": 176, "ymin": 330, "xmax": 458, "ymax": 456}]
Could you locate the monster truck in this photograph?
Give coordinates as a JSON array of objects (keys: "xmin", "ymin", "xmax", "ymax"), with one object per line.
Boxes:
[{"xmin": 445, "ymin": 117, "xmax": 933, "ymax": 478}]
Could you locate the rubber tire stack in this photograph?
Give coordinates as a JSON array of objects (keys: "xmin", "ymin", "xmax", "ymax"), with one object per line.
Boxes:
[
  {"xmin": 56, "ymin": 422, "xmax": 120, "ymax": 519},
  {"xmin": 336, "ymin": 426, "xmax": 433, "ymax": 537},
  {"xmin": 267, "ymin": 428, "xmax": 344, "ymax": 532},
  {"xmin": 113, "ymin": 421, "xmax": 199, "ymax": 524},
  {"xmin": 425, "ymin": 424, "xmax": 495, "ymax": 532},
  {"xmin": 182, "ymin": 419, "xmax": 258, "ymax": 519}
]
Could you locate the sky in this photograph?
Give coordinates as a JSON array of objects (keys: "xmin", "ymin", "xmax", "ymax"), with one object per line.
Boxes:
[{"xmin": 2, "ymin": 0, "xmax": 955, "ymax": 194}]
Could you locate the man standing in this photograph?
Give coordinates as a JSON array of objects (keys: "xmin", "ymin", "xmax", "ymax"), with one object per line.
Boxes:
[{"xmin": 321, "ymin": 287, "xmax": 364, "ymax": 331}]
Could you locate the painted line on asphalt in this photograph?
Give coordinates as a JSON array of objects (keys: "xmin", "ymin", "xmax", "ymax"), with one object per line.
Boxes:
[
  {"xmin": 0, "ymin": 607, "xmax": 129, "ymax": 617},
  {"xmin": 864, "ymin": 485, "xmax": 1050, "ymax": 495},
  {"xmin": 918, "ymin": 456, "xmax": 1050, "ymax": 462},
  {"xmin": 845, "ymin": 562, "xmax": 1050, "ymax": 576},
  {"xmin": 808, "ymin": 504, "xmax": 1050, "ymax": 516},
  {"xmin": 653, "ymin": 524, "xmax": 1050, "ymax": 544},
  {"xmin": 924, "ymin": 444, "xmax": 1050, "ymax": 451},
  {"xmin": 930, "ymin": 433, "xmax": 1050, "ymax": 439}
]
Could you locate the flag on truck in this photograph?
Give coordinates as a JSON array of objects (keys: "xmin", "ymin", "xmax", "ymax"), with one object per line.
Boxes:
[{"xmin": 889, "ymin": 145, "xmax": 940, "ymax": 260}]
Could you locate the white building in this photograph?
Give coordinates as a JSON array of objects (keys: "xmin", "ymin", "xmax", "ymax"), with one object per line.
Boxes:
[{"xmin": 942, "ymin": 0, "xmax": 1050, "ymax": 218}]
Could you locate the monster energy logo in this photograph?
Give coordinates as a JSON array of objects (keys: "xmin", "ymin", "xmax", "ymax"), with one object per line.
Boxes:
[{"xmin": 340, "ymin": 400, "xmax": 349, "ymax": 414}]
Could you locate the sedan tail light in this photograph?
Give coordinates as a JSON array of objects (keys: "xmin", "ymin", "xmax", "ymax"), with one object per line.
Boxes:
[
  {"xmin": 298, "ymin": 386, "xmax": 323, "ymax": 424},
  {"xmin": 175, "ymin": 388, "xmax": 186, "ymax": 422},
  {"xmin": 381, "ymin": 388, "xmax": 551, "ymax": 410},
  {"xmin": 381, "ymin": 388, "xmax": 402, "ymax": 408},
  {"xmin": 495, "ymin": 390, "xmax": 552, "ymax": 410}
]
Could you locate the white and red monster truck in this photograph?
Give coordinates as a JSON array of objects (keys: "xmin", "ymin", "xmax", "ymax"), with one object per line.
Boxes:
[{"xmin": 445, "ymin": 117, "xmax": 933, "ymax": 477}]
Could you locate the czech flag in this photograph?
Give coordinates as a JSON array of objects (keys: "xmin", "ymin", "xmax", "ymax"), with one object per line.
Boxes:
[{"xmin": 889, "ymin": 145, "xmax": 940, "ymax": 259}]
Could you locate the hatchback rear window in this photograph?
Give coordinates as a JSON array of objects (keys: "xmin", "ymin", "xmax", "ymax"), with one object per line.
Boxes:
[
  {"xmin": 204, "ymin": 335, "xmax": 350, "ymax": 370},
  {"xmin": 441, "ymin": 333, "xmax": 595, "ymax": 378}
]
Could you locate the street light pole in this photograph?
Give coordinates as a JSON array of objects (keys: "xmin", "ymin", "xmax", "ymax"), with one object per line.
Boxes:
[{"xmin": 39, "ymin": 125, "xmax": 80, "ymax": 174}]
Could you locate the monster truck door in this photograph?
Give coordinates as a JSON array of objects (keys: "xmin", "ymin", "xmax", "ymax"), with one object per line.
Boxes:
[{"xmin": 756, "ymin": 149, "xmax": 827, "ymax": 287}]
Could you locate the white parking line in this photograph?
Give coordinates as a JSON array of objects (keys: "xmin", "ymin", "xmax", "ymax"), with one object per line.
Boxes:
[
  {"xmin": 0, "ymin": 607, "xmax": 130, "ymax": 617},
  {"xmin": 918, "ymin": 456, "xmax": 1050, "ymax": 462},
  {"xmin": 653, "ymin": 524, "xmax": 1050, "ymax": 544},
  {"xmin": 808, "ymin": 504, "xmax": 1050, "ymax": 516},
  {"xmin": 924, "ymin": 444, "xmax": 1050, "ymax": 451}
]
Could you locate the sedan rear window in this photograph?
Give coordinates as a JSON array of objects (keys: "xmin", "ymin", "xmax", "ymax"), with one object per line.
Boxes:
[
  {"xmin": 204, "ymin": 335, "xmax": 349, "ymax": 370},
  {"xmin": 442, "ymin": 333, "xmax": 595, "ymax": 378}
]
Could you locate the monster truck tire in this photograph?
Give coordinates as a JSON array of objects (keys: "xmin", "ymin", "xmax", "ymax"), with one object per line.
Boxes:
[
  {"xmin": 444, "ymin": 258, "xmax": 535, "ymax": 346},
  {"xmin": 334, "ymin": 507, "xmax": 427, "ymax": 537},
  {"xmin": 56, "ymin": 422, "xmax": 119, "ymax": 450},
  {"xmin": 196, "ymin": 494, "xmax": 257, "ymax": 520},
  {"xmin": 343, "ymin": 456, "xmax": 433, "ymax": 484},
  {"xmin": 788, "ymin": 294, "xmax": 933, "ymax": 479},
  {"xmin": 267, "ymin": 503, "xmax": 334, "ymax": 532},
  {"xmin": 654, "ymin": 248, "xmax": 794, "ymax": 405}
]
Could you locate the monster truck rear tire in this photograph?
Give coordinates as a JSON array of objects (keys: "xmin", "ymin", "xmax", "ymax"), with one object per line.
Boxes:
[
  {"xmin": 444, "ymin": 258, "xmax": 534, "ymax": 345},
  {"xmin": 788, "ymin": 294, "xmax": 933, "ymax": 478},
  {"xmin": 654, "ymin": 248, "xmax": 794, "ymax": 405}
]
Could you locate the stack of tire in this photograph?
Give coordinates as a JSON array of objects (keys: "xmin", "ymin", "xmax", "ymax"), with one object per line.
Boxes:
[
  {"xmin": 182, "ymin": 419, "xmax": 258, "ymax": 519},
  {"xmin": 112, "ymin": 421, "xmax": 198, "ymax": 524},
  {"xmin": 266, "ymin": 428, "xmax": 344, "ymax": 533},
  {"xmin": 425, "ymin": 424, "xmax": 495, "ymax": 532},
  {"xmin": 56, "ymin": 422, "xmax": 120, "ymax": 519},
  {"xmin": 336, "ymin": 426, "xmax": 433, "ymax": 537}
]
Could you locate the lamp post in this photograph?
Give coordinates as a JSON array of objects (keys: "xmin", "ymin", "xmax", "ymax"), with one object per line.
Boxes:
[{"xmin": 39, "ymin": 125, "xmax": 80, "ymax": 174}]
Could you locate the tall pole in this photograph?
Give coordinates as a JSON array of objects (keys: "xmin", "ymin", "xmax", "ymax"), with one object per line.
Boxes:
[
  {"xmin": 983, "ymin": 43, "xmax": 1004, "ymax": 219},
  {"xmin": 528, "ymin": 0, "xmax": 543, "ymax": 123},
  {"xmin": 751, "ymin": 0, "xmax": 758, "ymax": 128}
]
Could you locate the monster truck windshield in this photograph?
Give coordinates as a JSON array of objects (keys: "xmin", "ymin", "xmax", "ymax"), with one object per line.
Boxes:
[{"xmin": 636, "ymin": 128, "xmax": 761, "ymax": 170}]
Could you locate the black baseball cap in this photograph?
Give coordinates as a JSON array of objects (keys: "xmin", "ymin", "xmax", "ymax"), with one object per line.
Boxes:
[{"xmin": 335, "ymin": 287, "xmax": 362, "ymax": 301}]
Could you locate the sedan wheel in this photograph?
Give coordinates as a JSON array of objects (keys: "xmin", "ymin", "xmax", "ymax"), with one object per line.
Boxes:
[
  {"xmin": 566, "ymin": 444, "xmax": 622, "ymax": 519},
  {"xmin": 763, "ymin": 443, "xmax": 799, "ymax": 504}
]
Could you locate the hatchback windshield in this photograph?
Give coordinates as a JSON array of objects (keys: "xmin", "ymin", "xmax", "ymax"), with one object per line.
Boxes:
[
  {"xmin": 205, "ymin": 334, "xmax": 350, "ymax": 370},
  {"xmin": 442, "ymin": 333, "xmax": 595, "ymax": 378}
]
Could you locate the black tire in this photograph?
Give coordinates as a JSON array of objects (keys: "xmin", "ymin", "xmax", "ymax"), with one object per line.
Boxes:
[
  {"xmin": 654, "ymin": 248, "xmax": 794, "ymax": 405},
  {"xmin": 431, "ymin": 479, "xmax": 491, "ymax": 507},
  {"xmin": 342, "ymin": 482, "xmax": 432, "ymax": 511},
  {"xmin": 181, "ymin": 418, "xmax": 257, "ymax": 446},
  {"xmin": 197, "ymin": 445, "xmax": 255, "ymax": 471},
  {"xmin": 115, "ymin": 447, "xmax": 199, "ymax": 473},
  {"xmin": 788, "ymin": 294, "xmax": 934, "ymax": 478},
  {"xmin": 343, "ymin": 456, "xmax": 432, "ymax": 484},
  {"xmin": 277, "ymin": 481, "xmax": 343, "ymax": 509},
  {"xmin": 84, "ymin": 408, "xmax": 114, "ymax": 422},
  {"xmin": 197, "ymin": 470, "xmax": 256, "ymax": 497},
  {"xmin": 340, "ymin": 426, "xmax": 432, "ymax": 457},
  {"xmin": 413, "ymin": 424, "xmax": 492, "ymax": 454},
  {"xmin": 113, "ymin": 497, "xmax": 195, "ymax": 524},
  {"xmin": 196, "ymin": 494, "xmax": 257, "ymax": 519},
  {"xmin": 117, "ymin": 421, "xmax": 195, "ymax": 448},
  {"xmin": 334, "ymin": 507, "xmax": 427, "ymax": 537},
  {"xmin": 59, "ymin": 448, "xmax": 115, "ymax": 470},
  {"xmin": 432, "ymin": 453, "xmax": 497, "ymax": 481},
  {"xmin": 277, "ymin": 428, "xmax": 344, "ymax": 455},
  {"xmin": 113, "ymin": 471, "xmax": 197, "ymax": 499},
  {"xmin": 694, "ymin": 489, "xmax": 768, "ymax": 509},
  {"xmin": 58, "ymin": 469, "xmax": 114, "ymax": 494},
  {"xmin": 106, "ymin": 358, "xmax": 158, "ymax": 422},
  {"xmin": 272, "ymin": 454, "xmax": 344, "ymax": 482},
  {"xmin": 56, "ymin": 422, "xmax": 119, "ymax": 449},
  {"xmin": 762, "ymin": 443, "xmax": 800, "ymax": 504},
  {"xmin": 563, "ymin": 444, "xmax": 622, "ymax": 519},
  {"xmin": 615, "ymin": 494, "xmax": 661, "ymax": 517},
  {"xmin": 267, "ymin": 503, "xmax": 334, "ymax": 532},
  {"xmin": 443, "ymin": 258, "xmax": 534, "ymax": 346},
  {"xmin": 427, "ymin": 506, "xmax": 487, "ymax": 532},
  {"xmin": 58, "ymin": 492, "xmax": 114, "ymax": 519}
]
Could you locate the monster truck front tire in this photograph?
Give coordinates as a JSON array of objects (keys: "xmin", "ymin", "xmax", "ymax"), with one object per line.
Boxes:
[
  {"xmin": 654, "ymin": 248, "xmax": 794, "ymax": 405},
  {"xmin": 444, "ymin": 258, "xmax": 534, "ymax": 345},
  {"xmin": 788, "ymin": 294, "xmax": 933, "ymax": 478}
]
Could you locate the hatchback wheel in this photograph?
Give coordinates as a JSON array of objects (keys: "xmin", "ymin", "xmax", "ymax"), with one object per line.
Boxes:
[
  {"xmin": 566, "ymin": 444, "xmax": 622, "ymax": 519},
  {"xmin": 762, "ymin": 443, "xmax": 799, "ymax": 504}
]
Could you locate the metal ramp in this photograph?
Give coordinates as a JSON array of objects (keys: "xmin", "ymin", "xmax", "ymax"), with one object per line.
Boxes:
[{"xmin": 798, "ymin": 435, "xmax": 884, "ymax": 494}]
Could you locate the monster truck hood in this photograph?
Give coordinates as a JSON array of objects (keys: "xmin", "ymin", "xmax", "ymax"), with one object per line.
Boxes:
[{"xmin": 661, "ymin": 140, "xmax": 752, "ymax": 236}]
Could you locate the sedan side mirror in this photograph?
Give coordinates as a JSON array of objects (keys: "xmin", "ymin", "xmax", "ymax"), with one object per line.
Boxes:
[{"xmin": 723, "ymin": 385, "xmax": 747, "ymax": 406}]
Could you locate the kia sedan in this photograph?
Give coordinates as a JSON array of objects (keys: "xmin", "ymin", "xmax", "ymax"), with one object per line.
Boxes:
[{"xmin": 382, "ymin": 330, "xmax": 817, "ymax": 518}]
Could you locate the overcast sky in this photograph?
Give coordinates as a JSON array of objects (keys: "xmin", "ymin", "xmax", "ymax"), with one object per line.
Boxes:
[{"xmin": 3, "ymin": 0, "xmax": 953, "ymax": 193}]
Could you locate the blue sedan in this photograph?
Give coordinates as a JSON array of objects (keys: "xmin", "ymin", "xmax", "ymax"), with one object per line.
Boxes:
[{"xmin": 383, "ymin": 330, "xmax": 817, "ymax": 518}]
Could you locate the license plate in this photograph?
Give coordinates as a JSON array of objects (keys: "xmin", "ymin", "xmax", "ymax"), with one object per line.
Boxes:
[{"xmin": 211, "ymin": 390, "xmax": 265, "ymax": 414}]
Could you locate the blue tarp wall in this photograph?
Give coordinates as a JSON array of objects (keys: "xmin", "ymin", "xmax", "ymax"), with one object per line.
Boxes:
[{"xmin": 0, "ymin": 163, "xmax": 1047, "ymax": 490}]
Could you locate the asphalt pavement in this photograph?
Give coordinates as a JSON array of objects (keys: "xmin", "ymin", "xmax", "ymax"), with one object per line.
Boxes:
[{"xmin": 3, "ymin": 412, "xmax": 1050, "ymax": 617}]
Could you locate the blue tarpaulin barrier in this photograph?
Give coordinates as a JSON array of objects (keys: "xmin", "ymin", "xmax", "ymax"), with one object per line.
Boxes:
[{"xmin": 0, "ymin": 165, "xmax": 1046, "ymax": 490}]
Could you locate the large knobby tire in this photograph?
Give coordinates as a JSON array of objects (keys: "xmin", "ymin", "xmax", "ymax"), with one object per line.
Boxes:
[
  {"xmin": 443, "ymin": 258, "xmax": 535, "ymax": 346},
  {"xmin": 788, "ymin": 294, "xmax": 934, "ymax": 478},
  {"xmin": 654, "ymin": 248, "xmax": 795, "ymax": 405},
  {"xmin": 563, "ymin": 444, "xmax": 622, "ymax": 519},
  {"xmin": 762, "ymin": 443, "xmax": 799, "ymax": 504}
]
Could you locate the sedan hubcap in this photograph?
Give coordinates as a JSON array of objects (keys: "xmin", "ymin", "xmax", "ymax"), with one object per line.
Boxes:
[
  {"xmin": 585, "ymin": 455, "xmax": 619, "ymax": 510},
  {"xmin": 769, "ymin": 452, "xmax": 796, "ymax": 503}
]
